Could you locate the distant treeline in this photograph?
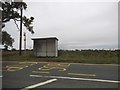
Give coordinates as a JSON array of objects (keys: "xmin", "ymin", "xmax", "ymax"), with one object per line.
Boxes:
[
  {"xmin": 2, "ymin": 49, "xmax": 120, "ymax": 57},
  {"xmin": 58, "ymin": 49, "xmax": 120, "ymax": 57}
]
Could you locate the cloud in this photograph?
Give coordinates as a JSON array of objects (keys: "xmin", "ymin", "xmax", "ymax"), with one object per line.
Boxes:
[{"xmin": 4, "ymin": 1, "xmax": 118, "ymax": 50}]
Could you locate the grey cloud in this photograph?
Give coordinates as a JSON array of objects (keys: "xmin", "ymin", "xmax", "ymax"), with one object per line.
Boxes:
[{"xmin": 4, "ymin": 2, "xmax": 118, "ymax": 50}]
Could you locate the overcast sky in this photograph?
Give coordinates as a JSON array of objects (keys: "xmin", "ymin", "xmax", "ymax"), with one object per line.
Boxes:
[{"xmin": 3, "ymin": 0, "xmax": 118, "ymax": 50}]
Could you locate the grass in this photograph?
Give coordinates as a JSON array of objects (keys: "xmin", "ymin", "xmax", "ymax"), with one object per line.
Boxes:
[{"xmin": 2, "ymin": 50, "xmax": 120, "ymax": 64}]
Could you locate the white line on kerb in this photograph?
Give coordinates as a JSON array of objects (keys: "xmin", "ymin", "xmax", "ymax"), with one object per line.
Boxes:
[
  {"xmin": 30, "ymin": 75, "xmax": 120, "ymax": 84},
  {"xmin": 20, "ymin": 79, "xmax": 57, "ymax": 90},
  {"xmin": 0, "ymin": 76, "xmax": 3, "ymax": 78}
]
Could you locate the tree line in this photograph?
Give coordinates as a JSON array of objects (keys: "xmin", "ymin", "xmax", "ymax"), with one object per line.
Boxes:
[{"xmin": 58, "ymin": 49, "xmax": 119, "ymax": 57}]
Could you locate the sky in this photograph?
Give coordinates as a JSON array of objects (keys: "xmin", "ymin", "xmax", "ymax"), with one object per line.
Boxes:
[{"xmin": 2, "ymin": 0, "xmax": 119, "ymax": 50}]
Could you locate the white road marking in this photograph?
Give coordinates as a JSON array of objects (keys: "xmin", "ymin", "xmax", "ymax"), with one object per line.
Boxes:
[
  {"xmin": 0, "ymin": 76, "xmax": 3, "ymax": 78},
  {"xmin": 30, "ymin": 75, "xmax": 120, "ymax": 84},
  {"xmin": 21, "ymin": 79, "xmax": 57, "ymax": 90}
]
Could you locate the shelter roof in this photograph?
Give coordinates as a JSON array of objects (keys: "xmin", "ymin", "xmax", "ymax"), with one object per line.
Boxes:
[{"xmin": 31, "ymin": 37, "xmax": 58, "ymax": 40}]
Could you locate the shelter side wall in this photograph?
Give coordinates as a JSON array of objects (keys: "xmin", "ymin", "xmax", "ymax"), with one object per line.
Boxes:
[
  {"xmin": 55, "ymin": 40, "xmax": 58, "ymax": 57},
  {"xmin": 46, "ymin": 39, "xmax": 56, "ymax": 57}
]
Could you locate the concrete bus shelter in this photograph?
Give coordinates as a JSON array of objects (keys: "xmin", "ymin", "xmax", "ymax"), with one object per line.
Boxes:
[{"xmin": 32, "ymin": 37, "xmax": 58, "ymax": 57}]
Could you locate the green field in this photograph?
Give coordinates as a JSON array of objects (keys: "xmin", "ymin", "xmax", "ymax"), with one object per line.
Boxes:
[{"xmin": 2, "ymin": 49, "xmax": 120, "ymax": 64}]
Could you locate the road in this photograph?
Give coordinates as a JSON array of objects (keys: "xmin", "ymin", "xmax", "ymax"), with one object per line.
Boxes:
[{"xmin": 1, "ymin": 61, "xmax": 120, "ymax": 89}]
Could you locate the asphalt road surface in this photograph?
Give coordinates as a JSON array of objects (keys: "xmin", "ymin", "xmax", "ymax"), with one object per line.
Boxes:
[{"xmin": 1, "ymin": 61, "xmax": 120, "ymax": 89}]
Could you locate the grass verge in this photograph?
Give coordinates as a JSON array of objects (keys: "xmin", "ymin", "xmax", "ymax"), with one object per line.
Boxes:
[{"xmin": 2, "ymin": 50, "xmax": 119, "ymax": 64}]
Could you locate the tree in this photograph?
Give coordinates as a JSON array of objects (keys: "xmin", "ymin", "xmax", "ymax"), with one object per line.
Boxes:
[
  {"xmin": 2, "ymin": 31, "xmax": 14, "ymax": 50},
  {"xmin": 2, "ymin": 1, "xmax": 34, "ymax": 34},
  {"xmin": 1, "ymin": 1, "xmax": 34, "ymax": 52}
]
